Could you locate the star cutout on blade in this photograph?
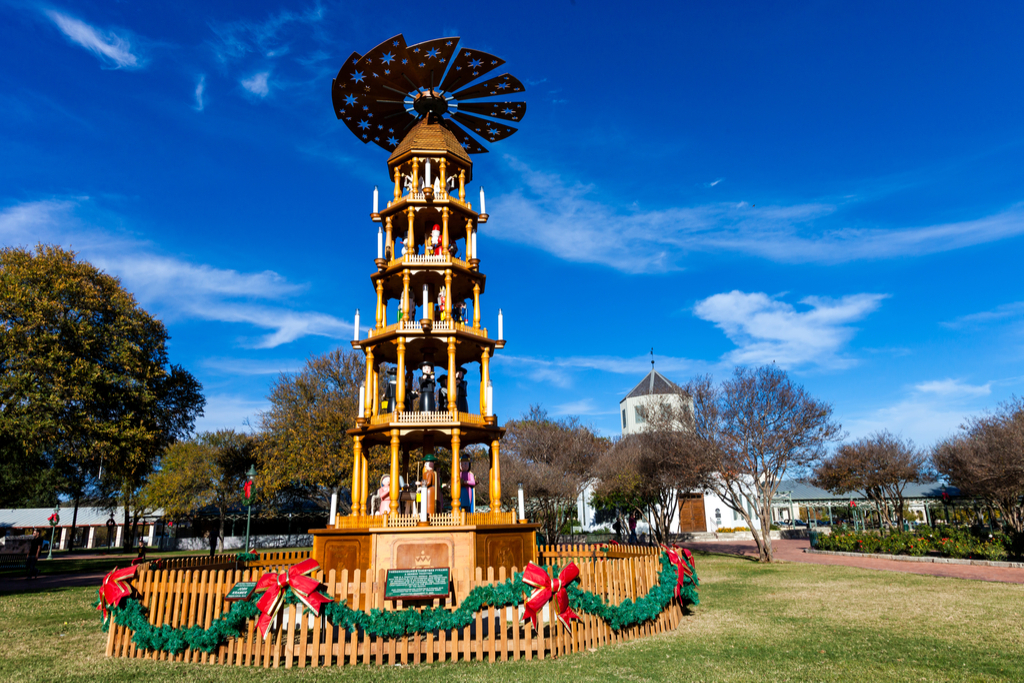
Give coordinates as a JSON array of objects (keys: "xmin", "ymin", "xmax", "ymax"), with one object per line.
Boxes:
[
  {"xmin": 426, "ymin": 48, "xmax": 439, "ymax": 58},
  {"xmin": 402, "ymin": 59, "xmax": 408, "ymax": 64},
  {"xmin": 469, "ymin": 58, "xmax": 482, "ymax": 68},
  {"xmin": 387, "ymin": 136, "xmax": 398, "ymax": 145},
  {"xmin": 344, "ymin": 95, "xmax": 357, "ymax": 106},
  {"xmin": 351, "ymin": 70, "xmax": 365, "ymax": 83},
  {"xmin": 358, "ymin": 120, "xmax": 370, "ymax": 130},
  {"xmin": 381, "ymin": 51, "xmax": 394, "ymax": 64}
]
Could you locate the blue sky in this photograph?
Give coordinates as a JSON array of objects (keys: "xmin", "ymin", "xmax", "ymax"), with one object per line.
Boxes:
[{"xmin": 2, "ymin": 1, "xmax": 1023, "ymax": 448}]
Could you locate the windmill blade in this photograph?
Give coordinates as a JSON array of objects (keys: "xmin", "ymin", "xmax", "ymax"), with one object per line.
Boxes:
[
  {"xmin": 440, "ymin": 48, "xmax": 505, "ymax": 93},
  {"xmin": 457, "ymin": 101, "xmax": 527, "ymax": 123},
  {"xmin": 453, "ymin": 73, "xmax": 525, "ymax": 101},
  {"xmin": 441, "ymin": 119, "xmax": 489, "ymax": 155},
  {"xmin": 332, "ymin": 51, "xmax": 364, "ymax": 119},
  {"xmin": 391, "ymin": 37, "xmax": 460, "ymax": 92},
  {"xmin": 452, "ymin": 112, "xmax": 518, "ymax": 143}
]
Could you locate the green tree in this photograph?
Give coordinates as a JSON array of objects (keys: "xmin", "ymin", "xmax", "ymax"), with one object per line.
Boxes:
[
  {"xmin": 255, "ymin": 349, "xmax": 369, "ymax": 511},
  {"xmin": 144, "ymin": 430, "xmax": 254, "ymax": 554},
  {"xmin": 0, "ymin": 244, "xmax": 204, "ymax": 548}
]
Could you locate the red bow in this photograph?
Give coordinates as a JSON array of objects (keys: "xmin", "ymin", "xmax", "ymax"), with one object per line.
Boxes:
[
  {"xmin": 661, "ymin": 545, "xmax": 695, "ymax": 599},
  {"xmin": 254, "ymin": 558, "xmax": 331, "ymax": 638},
  {"xmin": 520, "ymin": 562, "xmax": 580, "ymax": 631},
  {"xmin": 243, "ymin": 480, "xmax": 253, "ymax": 502},
  {"xmin": 97, "ymin": 565, "xmax": 137, "ymax": 620}
]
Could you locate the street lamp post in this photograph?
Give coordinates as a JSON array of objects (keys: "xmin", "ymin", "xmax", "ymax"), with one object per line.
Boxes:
[
  {"xmin": 46, "ymin": 504, "xmax": 60, "ymax": 560},
  {"xmin": 244, "ymin": 466, "xmax": 256, "ymax": 554}
]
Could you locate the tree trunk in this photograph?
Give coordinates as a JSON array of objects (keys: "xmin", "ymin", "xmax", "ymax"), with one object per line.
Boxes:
[
  {"xmin": 219, "ymin": 508, "xmax": 226, "ymax": 554},
  {"xmin": 69, "ymin": 495, "xmax": 80, "ymax": 552},
  {"xmin": 122, "ymin": 503, "xmax": 131, "ymax": 552}
]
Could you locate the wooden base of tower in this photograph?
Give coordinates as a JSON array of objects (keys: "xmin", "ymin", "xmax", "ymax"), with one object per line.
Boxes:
[{"xmin": 310, "ymin": 523, "xmax": 540, "ymax": 577}]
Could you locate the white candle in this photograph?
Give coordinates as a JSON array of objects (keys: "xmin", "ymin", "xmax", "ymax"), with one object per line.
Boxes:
[
  {"xmin": 329, "ymin": 490, "xmax": 338, "ymax": 527},
  {"xmin": 498, "ymin": 309, "xmax": 503, "ymax": 340},
  {"xmin": 424, "ymin": 158, "xmax": 431, "ymax": 188},
  {"xmin": 479, "ymin": 186, "xmax": 486, "ymax": 214},
  {"xmin": 373, "ymin": 185, "xmax": 378, "ymax": 213},
  {"xmin": 518, "ymin": 484, "xmax": 525, "ymax": 522},
  {"xmin": 358, "ymin": 386, "xmax": 365, "ymax": 418},
  {"xmin": 377, "ymin": 226, "xmax": 383, "ymax": 259},
  {"xmin": 420, "ymin": 483, "xmax": 428, "ymax": 522},
  {"xmin": 422, "ymin": 284, "xmax": 428, "ymax": 312},
  {"xmin": 353, "ymin": 309, "xmax": 360, "ymax": 341},
  {"xmin": 486, "ymin": 382, "xmax": 493, "ymax": 416},
  {"xmin": 471, "ymin": 229, "xmax": 477, "ymax": 259}
]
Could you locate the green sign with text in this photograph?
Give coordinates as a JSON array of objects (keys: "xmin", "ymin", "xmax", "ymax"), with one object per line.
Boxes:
[
  {"xmin": 224, "ymin": 581, "xmax": 258, "ymax": 602},
  {"xmin": 385, "ymin": 568, "xmax": 450, "ymax": 600}
]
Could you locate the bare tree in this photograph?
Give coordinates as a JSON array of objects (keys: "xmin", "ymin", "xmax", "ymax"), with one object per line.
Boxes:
[
  {"xmin": 686, "ymin": 366, "xmax": 842, "ymax": 562},
  {"xmin": 933, "ymin": 397, "xmax": 1024, "ymax": 534},
  {"xmin": 594, "ymin": 394, "xmax": 716, "ymax": 542},
  {"xmin": 813, "ymin": 431, "xmax": 932, "ymax": 530},
  {"xmin": 501, "ymin": 406, "xmax": 606, "ymax": 546}
]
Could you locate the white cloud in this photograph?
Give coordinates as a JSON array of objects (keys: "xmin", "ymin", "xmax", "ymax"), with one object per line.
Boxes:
[
  {"xmin": 843, "ymin": 397, "xmax": 969, "ymax": 447},
  {"xmin": 499, "ymin": 353, "xmax": 703, "ymax": 389},
  {"xmin": 45, "ymin": 11, "xmax": 141, "ymax": 69},
  {"xmin": 914, "ymin": 378, "xmax": 992, "ymax": 398},
  {"xmin": 693, "ymin": 291, "xmax": 887, "ymax": 369},
  {"xmin": 0, "ymin": 199, "xmax": 353, "ymax": 348},
  {"xmin": 943, "ymin": 301, "xmax": 1024, "ymax": 328},
  {"xmin": 202, "ymin": 357, "xmax": 305, "ymax": 376},
  {"xmin": 209, "ymin": 7, "xmax": 324, "ymax": 64},
  {"xmin": 549, "ymin": 398, "xmax": 614, "ymax": 417},
  {"xmin": 241, "ymin": 72, "xmax": 270, "ymax": 97},
  {"xmin": 490, "ymin": 158, "xmax": 1024, "ymax": 273},
  {"xmin": 194, "ymin": 394, "xmax": 268, "ymax": 433},
  {"xmin": 194, "ymin": 75, "xmax": 206, "ymax": 111}
]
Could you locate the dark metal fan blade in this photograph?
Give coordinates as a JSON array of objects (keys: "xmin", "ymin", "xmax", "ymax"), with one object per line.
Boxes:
[
  {"xmin": 440, "ymin": 48, "xmax": 505, "ymax": 93},
  {"xmin": 332, "ymin": 51, "xmax": 364, "ymax": 120},
  {"xmin": 456, "ymin": 101, "xmax": 527, "ymax": 123},
  {"xmin": 440, "ymin": 119, "xmax": 489, "ymax": 155},
  {"xmin": 453, "ymin": 73, "xmax": 525, "ymax": 101},
  {"xmin": 392, "ymin": 37, "xmax": 460, "ymax": 93},
  {"xmin": 452, "ymin": 112, "xmax": 518, "ymax": 143}
]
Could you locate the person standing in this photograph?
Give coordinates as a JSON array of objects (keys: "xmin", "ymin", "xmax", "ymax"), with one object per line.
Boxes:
[{"xmin": 26, "ymin": 530, "xmax": 42, "ymax": 579}]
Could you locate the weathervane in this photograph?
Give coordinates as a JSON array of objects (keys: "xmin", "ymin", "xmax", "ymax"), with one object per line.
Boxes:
[{"xmin": 332, "ymin": 34, "xmax": 527, "ymax": 154}]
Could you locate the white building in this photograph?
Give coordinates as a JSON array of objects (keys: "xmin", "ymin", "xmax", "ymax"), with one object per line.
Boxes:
[{"xmin": 576, "ymin": 368, "xmax": 759, "ymax": 535}]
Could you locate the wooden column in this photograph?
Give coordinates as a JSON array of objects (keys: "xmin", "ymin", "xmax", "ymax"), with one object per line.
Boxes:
[
  {"xmin": 410, "ymin": 158, "xmax": 420, "ymax": 195},
  {"xmin": 490, "ymin": 438, "xmax": 501, "ymax": 512},
  {"xmin": 375, "ymin": 279, "xmax": 384, "ymax": 328},
  {"xmin": 385, "ymin": 216, "xmax": 393, "ymax": 261},
  {"xmin": 371, "ymin": 363, "xmax": 379, "ymax": 416},
  {"xmin": 406, "ymin": 208, "xmax": 415, "ymax": 256},
  {"xmin": 401, "ymin": 270, "xmax": 411, "ymax": 321},
  {"xmin": 393, "ymin": 166, "xmax": 401, "ymax": 201},
  {"xmin": 450, "ymin": 428, "xmax": 462, "ymax": 514},
  {"xmin": 389, "ymin": 430, "xmax": 401, "ymax": 515},
  {"xmin": 444, "ymin": 269, "xmax": 453, "ymax": 321},
  {"xmin": 447, "ymin": 336, "xmax": 457, "ymax": 419},
  {"xmin": 439, "ymin": 158, "xmax": 448, "ymax": 197},
  {"xmin": 360, "ymin": 448, "xmax": 369, "ymax": 514},
  {"xmin": 351, "ymin": 436, "xmax": 363, "ymax": 517},
  {"xmin": 480, "ymin": 347, "xmax": 490, "ymax": 415},
  {"xmin": 396, "ymin": 337, "xmax": 406, "ymax": 413},
  {"xmin": 472, "ymin": 283, "xmax": 481, "ymax": 329},
  {"xmin": 441, "ymin": 207, "xmax": 450, "ymax": 250},
  {"xmin": 459, "ymin": 169, "xmax": 466, "ymax": 202},
  {"xmin": 364, "ymin": 348, "xmax": 374, "ymax": 413}
]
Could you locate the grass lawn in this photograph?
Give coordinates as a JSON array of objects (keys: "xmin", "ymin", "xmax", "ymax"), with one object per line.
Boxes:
[{"xmin": 1, "ymin": 553, "xmax": 1022, "ymax": 682}]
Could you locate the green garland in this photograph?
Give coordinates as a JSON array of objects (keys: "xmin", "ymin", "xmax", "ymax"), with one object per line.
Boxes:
[
  {"xmin": 101, "ymin": 552, "xmax": 698, "ymax": 655},
  {"xmin": 235, "ymin": 552, "xmax": 260, "ymax": 563}
]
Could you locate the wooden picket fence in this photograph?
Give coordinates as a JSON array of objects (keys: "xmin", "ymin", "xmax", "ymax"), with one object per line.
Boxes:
[{"xmin": 106, "ymin": 552, "xmax": 685, "ymax": 668}]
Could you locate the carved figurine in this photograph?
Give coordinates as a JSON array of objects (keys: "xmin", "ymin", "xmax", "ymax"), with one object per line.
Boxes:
[
  {"xmin": 460, "ymin": 458, "xmax": 476, "ymax": 513},
  {"xmin": 455, "ymin": 368, "xmax": 469, "ymax": 413},
  {"xmin": 418, "ymin": 364, "xmax": 435, "ymax": 412},
  {"xmin": 428, "ymin": 224, "xmax": 443, "ymax": 255},
  {"xmin": 377, "ymin": 475, "xmax": 391, "ymax": 515},
  {"xmin": 435, "ymin": 374, "xmax": 448, "ymax": 411},
  {"xmin": 381, "ymin": 365, "xmax": 396, "ymax": 413},
  {"xmin": 422, "ymin": 455, "xmax": 438, "ymax": 515},
  {"xmin": 437, "ymin": 287, "xmax": 446, "ymax": 321},
  {"xmin": 452, "ymin": 300, "xmax": 467, "ymax": 324}
]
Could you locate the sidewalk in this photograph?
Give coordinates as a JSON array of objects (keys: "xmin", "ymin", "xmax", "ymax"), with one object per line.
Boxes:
[
  {"xmin": 683, "ymin": 538, "xmax": 1024, "ymax": 584},
  {"xmin": 0, "ymin": 571, "xmax": 107, "ymax": 594}
]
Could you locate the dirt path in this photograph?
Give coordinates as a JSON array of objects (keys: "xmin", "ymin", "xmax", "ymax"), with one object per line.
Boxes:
[
  {"xmin": 0, "ymin": 571, "xmax": 107, "ymax": 594},
  {"xmin": 683, "ymin": 538, "xmax": 1024, "ymax": 584}
]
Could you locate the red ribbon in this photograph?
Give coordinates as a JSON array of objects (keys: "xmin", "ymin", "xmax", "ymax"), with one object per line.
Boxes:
[
  {"xmin": 254, "ymin": 558, "xmax": 331, "ymax": 638},
  {"xmin": 97, "ymin": 565, "xmax": 137, "ymax": 620},
  {"xmin": 661, "ymin": 545, "xmax": 695, "ymax": 599},
  {"xmin": 244, "ymin": 480, "xmax": 252, "ymax": 502},
  {"xmin": 520, "ymin": 562, "xmax": 580, "ymax": 631}
]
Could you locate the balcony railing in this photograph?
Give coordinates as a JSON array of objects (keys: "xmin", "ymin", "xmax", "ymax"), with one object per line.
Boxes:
[{"xmin": 368, "ymin": 411, "xmax": 488, "ymax": 426}]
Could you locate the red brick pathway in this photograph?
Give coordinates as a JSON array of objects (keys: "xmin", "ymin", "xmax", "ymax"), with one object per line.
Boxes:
[{"xmin": 682, "ymin": 538, "xmax": 1024, "ymax": 584}]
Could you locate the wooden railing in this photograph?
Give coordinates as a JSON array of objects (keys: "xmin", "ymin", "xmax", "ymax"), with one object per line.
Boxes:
[
  {"xmin": 247, "ymin": 550, "xmax": 311, "ymax": 570},
  {"xmin": 105, "ymin": 551, "xmax": 683, "ymax": 668},
  {"xmin": 466, "ymin": 510, "xmax": 516, "ymax": 526},
  {"xmin": 153, "ymin": 553, "xmax": 238, "ymax": 572}
]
